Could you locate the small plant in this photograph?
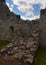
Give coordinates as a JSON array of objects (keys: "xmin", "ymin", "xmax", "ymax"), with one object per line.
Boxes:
[{"xmin": 0, "ymin": 40, "xmax": 10, "ymax": 50}]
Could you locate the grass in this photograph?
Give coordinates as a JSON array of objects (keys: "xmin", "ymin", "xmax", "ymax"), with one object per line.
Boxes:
[
  {"xmin": 0, "ymin": 61, "xmax": 5, "ymax": 65},
  {"xmin": 0, "ymin": 40, "xmax": 10, "ymax": 65},
  {"xmin": 0, "ymin": 40, "xmax": 46, "ymax": 65},
  {"xmin": 0, "ymin": 40, "xmax": 10, "ymax": 50},
  {"xmin": 34, "ymin": 47, "xmax": 46, "ymax": 65}
]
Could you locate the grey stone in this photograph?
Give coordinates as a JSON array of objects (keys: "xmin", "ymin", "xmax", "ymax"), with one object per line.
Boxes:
[{"xmin": 0, "ymin": 1, "xmax": 46, "ymax": 65}]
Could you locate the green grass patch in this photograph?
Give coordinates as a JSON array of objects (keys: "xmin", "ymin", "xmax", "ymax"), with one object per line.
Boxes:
[
  {"xmin": 0, "ymin": 61, "xmax": 5, "ymax": 65},
  {"xmin": 34, "ymin": 47, "xmax": 46, "ymax": 65},
  {"xmin": 0, "ymin": 40, "xmax": 10, "ymax": 65},
  {"xmin": 0, "ymin": 40, "xmax": 10, "ymax": 50}
]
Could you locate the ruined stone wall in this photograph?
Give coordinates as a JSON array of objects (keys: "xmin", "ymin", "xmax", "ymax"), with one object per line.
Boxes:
[
  {"xmin": 0, "ymin": 0, "xmax": 46, "ymax": 47},
  {"xmin": 39, "ymin": 9, "xmax": 46, "ymax": 47},
  {"xmin": 0, "ymin": 0, "xmax": 40, "ymax": 41},
  {"xmin": 0, "ymin": 15, "xmax": 39, "ymax": 41}
]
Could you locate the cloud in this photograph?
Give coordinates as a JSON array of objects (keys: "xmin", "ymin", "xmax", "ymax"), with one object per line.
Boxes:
[
  {"xmin": 6, "ymin": 0, "xmax": 46, "ymax": 20},
  {"xmin": 6, "ymin": 2, "xmax": 14, "ymax": 12},
  {"xmin": 12, "ymin": 0, "xmax": 46, "ymax": 9},
  {"xmin": 12, "ymin": 0, "xmax": 46, "ymax": 20},
  {"xmin": 12, "ymin": 0, "xmax": 34, "ymax": 16},
  {"xmin": 21, "ymin": 15, "xmax": 40, "ymax": 20},
  {"xmin": 6, "ymin": 2, "xmax": 10, "ymax": 7}
]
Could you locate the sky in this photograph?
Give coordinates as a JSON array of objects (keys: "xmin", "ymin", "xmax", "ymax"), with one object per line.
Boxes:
[{"xmin": 6, "ymin": 0, "xmax": 46, "ymax": 20}]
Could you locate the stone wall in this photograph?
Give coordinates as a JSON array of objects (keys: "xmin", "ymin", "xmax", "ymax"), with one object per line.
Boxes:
[
  {"xmin": 39, "ymin": 9, "xmax": 46, "ymax": 46},
  {"xmin": 0, "ymin": 1, "xmax": 46, "ymax": 47},
  {"xmin": 0, "ymin": 16, "xmax": 39, "ymax": 40}
]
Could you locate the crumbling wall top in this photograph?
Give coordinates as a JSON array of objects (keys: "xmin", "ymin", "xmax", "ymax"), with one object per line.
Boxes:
[
  {"xmin": 16, "ymin": 15, "xmax": 20, "ymax": 19},
  {"xmin": 40, "ymin": 8, "xmax": 46, "ymax": 15},
  {"xmin": 0, "ymin": 0, "xmax": 5, "ymax": 3}
]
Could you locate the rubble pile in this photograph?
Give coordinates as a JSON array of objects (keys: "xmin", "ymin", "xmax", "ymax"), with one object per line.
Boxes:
[{"xmin": 0, "ymin": 26, "xmax": 39, "ymax": 65}]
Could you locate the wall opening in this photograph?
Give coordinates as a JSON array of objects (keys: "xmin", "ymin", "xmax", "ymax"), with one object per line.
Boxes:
[{"xmin": 10, "ymin": 26, "xmax": 14, "ymax": 32}]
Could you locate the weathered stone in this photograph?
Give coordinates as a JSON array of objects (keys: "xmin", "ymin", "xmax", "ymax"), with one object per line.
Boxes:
[
  {"xmin": 0, "ymin": 0, "xmax": 46, "ymax": 65},
  {"xmin": 0, "ymin": 35, "xmax": 39, "ymax": 65},
  {"xmin": 24, "ymin": 54, "xmax": 34, "ymax": 64}
]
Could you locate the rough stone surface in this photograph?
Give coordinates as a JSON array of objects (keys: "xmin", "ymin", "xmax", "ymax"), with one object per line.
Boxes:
[
  {"xmin": 0, "ymin": 20, "xmax": 39, "ymax": 64},
  {"xmin": 0, "ymin": 1, "xmax": 46, "ymax": 65},
  {"xmin": 0, "ymin": 33, "xmax": 39, "ymax": 65},
  {"xmin": 0, "ymin": 0, "xmax": 46, "ymax": 47}
]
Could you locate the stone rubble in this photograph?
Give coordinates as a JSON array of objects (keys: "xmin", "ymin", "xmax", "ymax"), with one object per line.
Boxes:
[{"xmin": 0, "ymin": 27, "xmax": 39, "ymax": 65}]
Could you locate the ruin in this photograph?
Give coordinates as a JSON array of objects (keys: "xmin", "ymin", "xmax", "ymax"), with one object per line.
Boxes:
[{"xmin": 0, "ymin": 0, "xmax": 46, "ymax": 65}]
